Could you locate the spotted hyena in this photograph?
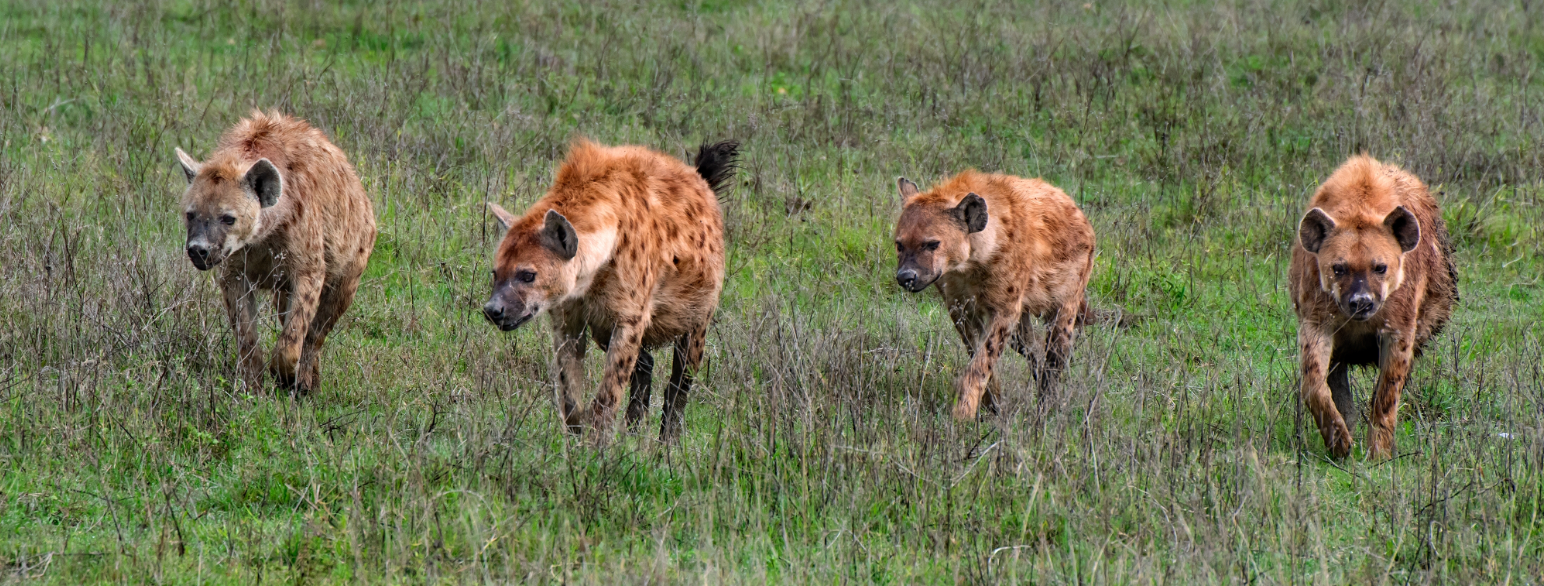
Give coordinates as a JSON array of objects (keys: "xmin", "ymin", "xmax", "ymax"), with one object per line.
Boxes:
[
  {"xmin": 176, "ymin": 110, "xmax": 376, "ymax": 395},
  {"xmin": 1291, "ymin": 155, "xmax": 1457, "ymax": 459},
  {"xmin": 892, "ymin": 171, "xmax": 1096, "ymax": 420},
  {"xmin": 483, "ymin": 139, "xmax": 738, "ymax": 440}
]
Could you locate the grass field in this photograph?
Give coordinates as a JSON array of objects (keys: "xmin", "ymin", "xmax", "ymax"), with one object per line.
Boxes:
[{"xmin": 2, "ymin": 0, "xmax": 1543, "ymax": 583}]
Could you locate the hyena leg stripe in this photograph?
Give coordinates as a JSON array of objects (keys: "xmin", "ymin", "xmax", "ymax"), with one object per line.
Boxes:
[{"xmin": 625, "ymin": 350, "xmax": 655, "ymax": 428}]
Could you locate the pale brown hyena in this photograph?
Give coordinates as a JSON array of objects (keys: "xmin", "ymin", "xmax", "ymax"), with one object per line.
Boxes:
[
  {"xmin": 175, "ymin": 110, "xmax": 376, "ymax": 395},
  {"xmin": 483, "ymin": 138, "xmax": 737, "ymax": 441},
  {"xmin": 1290, "ymin": 155, "xmax": 1457, "ymax": 459},
  {"xmin": 892, "ymin": 171, "xmax": 1096, "ymax": 421}
]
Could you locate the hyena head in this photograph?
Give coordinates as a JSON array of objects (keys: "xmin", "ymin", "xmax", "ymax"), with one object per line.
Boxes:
[
  {"xmin": 175, "ymin": 148, "xmax": 281, "ymax": 270},
  {"xmin": 892, "ymin": 177, "xmax": 988, "ymax": 293},
  {"xmin": 1298, "ymin": 205, "xmax": 1420, "ymax": 320},
  {"xmin": 483, "ymin": 203, "xmax": 579, "ymax": 331}
]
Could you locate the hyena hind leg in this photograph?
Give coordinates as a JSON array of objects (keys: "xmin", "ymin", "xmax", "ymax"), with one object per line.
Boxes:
[
  {"xmin": 1328, "ymin": 362, "xmax": 1356, "ymax": 428},
  {"xmin": 625, "ymin": 350, "xmax": 655, "ymax": 429},
  {"xmin": 1037, "ymin": 304, "xmax": 1079, "ymax": 411},
  {"xmin": 660, "ymin": 325, "xmax": 708, "ymax": 441}
]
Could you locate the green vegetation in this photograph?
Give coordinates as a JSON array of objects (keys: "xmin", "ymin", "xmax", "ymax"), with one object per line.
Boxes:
[{"xmin": 2, "ymin": 0, "xmax": 1542, "ymax": 582}]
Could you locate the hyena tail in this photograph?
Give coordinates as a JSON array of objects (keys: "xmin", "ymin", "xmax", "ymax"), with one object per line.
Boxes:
[{"xmin": 694, "ymin": 140, "xmax": 741, "ymax": 199}]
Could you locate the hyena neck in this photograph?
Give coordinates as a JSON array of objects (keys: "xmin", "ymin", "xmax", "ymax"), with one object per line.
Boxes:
[
  {"xmin": 561, "ymin": 225, "xmax": 620, "ymax": 301},
  {"xmin": 965, "ymin": 219, "xmax": 1003, "ymax": 265},
  {"xmin": 247, "ymin": 200, "xmax": 300, "ymax": 248}
]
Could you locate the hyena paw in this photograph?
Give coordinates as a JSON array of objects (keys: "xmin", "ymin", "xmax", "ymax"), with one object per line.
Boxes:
[
  {"xmin": 1324, "ymin": 422, "xmax": 1354, "ymax": 459},
  {"xmin": 951, "ymin": 401, "xmax": 979, "ymax": 422},
  {"xmin": 1367, "ymin": 427, "xmax": 1395, "ymax": 460}
]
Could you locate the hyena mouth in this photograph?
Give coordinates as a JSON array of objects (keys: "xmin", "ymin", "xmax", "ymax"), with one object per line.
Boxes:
[{"xmin": 497, "ymin": 314, "xmax": 534, "ymax": 331}]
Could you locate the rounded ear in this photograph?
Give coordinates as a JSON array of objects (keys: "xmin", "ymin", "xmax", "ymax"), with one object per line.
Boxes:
[
  {"xmin": 541, "ymin": 209, "xmax": 578, "ymax": 260},
  {"xmin": 175, "ymin": 147, "xmax": 201, "ymax": 183},
  {"xmin": 897, "ymin": 177, "xmax": 920, "ymax": 200},
  {"xmin": 954, "ymin": 193, "xmax": 988, "ymax": 234},
  {"xmin": 242, "ymin": 159, "xmax": 283, "ymax": 208},
  {"xmin": 1298, "ymin": 208, "xmax": 1335, "ymax": 254},
  {"xmin": 1383, "ymin": 205, "xmax": 1421, "ymax": 253},
  {"xmin": 487, "ymin": 202, "xmax": 516, "ymax": 234}
]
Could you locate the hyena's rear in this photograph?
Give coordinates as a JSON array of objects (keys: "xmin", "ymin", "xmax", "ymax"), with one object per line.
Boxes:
[
  {"xmin": 175, "ymin": 110, "xmax": 376, "ymax": 395},
  {"xmin": 483, "ymin": 139, "xmax": 737, "ymax": 441},
  {"xmin": 1290, "ymin": 155, "xmax": 1456, "ymax": 459}
]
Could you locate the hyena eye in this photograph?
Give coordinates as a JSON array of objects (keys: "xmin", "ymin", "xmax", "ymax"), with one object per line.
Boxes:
[
  {"xmin": 1373, "ymin": 264, "xmax": 1388, "ymax": 275},
  {"xmin": 894, "ymin": 241, "xmax": 904, "ymax": 253},
  {"xmin": 515, "ymin": 270, "xmax": 537, "ymax": 283},
  {"xmin": 923, "ymin": 241, "xmax": 941, "ymax": 251},
  {"xmin": 1331, "ymin": 264, "xmax": 1348, "ymax": 277},
  {"xmin": 185, "ymin": 211, "xmax": 194, "ymax": 221},
  {"xmin": 219, "ymin": 214, "xmax": 237, "ymax": 226}
]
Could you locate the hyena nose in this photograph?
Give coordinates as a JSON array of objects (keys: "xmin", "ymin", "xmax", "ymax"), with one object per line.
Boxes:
[
  {"xmin": 1348, "ymin": 294, "xmax": 1376, "ymax": 317},
  {"xmin": 896, "ymin": 269, "xmax": 919, "ymax": 291},
  {"xmin": 482, "ymin": 300, "xmax": 505, "ymax": 323},
  {"xmin": 186, "ymin": 243, "xmax": 210, "ymax": 264}
]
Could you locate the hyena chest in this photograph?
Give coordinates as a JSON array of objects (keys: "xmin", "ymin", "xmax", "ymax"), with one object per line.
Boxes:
[{"xmin": 227, "ymin": 242, "xmax": 292, "ymax": 290}]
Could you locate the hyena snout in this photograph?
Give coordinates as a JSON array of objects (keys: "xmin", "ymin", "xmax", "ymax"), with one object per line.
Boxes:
[
  {"xmin": 895, "ymin": 268, "xmax": 922, "ymax": 292},
  {"xmin": 482, "ymin": 295, "xmax": 536, "ymax": 331}
]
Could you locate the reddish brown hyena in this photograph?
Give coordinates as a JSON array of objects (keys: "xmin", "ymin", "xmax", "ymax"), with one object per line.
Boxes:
[
  {"xmin": 175, "ymin": 110, "xmax": 376, "ymax": 395},
  {"xmin": 892, "ymin": 171, "xmax": 1096, "ymax": 420},
  {"xmin": 1291, "ymin": 155, "xmax": 1457, "ymax": 459},
  {"xmin": 484, "ymin": 139, "xmax": 738, "ymax": 441}
]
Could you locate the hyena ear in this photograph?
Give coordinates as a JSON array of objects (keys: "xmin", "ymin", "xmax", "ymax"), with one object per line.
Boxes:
[
  {"xmin": 486, "ymin": 202, "xmax": 516, "ymax": 234},
  {"xmin": 954, "ymin": 193, "xmax": 988, "ymax": 234},
  {"xmin": 1384, "ymin": 205, "xmax": 1420, "ymax": 253},
  {"xmin": 1298, "ymin": 208, "xmax": 1335, "ymax": 254},
  {"xmin": 242, "ymin": 159, "xmax": 283, "ymax": 208},
  {"xmin": 897, "ymin": 177, "xmax": 920, "ymax": 200},
  {"xmin": 174, "ymin": 147, "xmax": 200, "ymax": 183},
  {"xmin": 540, "ymin": 209, "xmax": 578, "ymax": 261}
]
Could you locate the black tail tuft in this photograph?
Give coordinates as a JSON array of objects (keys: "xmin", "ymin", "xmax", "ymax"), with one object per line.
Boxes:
[{"xmin": 693, "ymin": 140, "xmax": 741, "ymax": 198}]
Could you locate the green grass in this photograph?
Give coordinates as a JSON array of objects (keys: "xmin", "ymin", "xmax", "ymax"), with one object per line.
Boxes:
[{"xmin": 2, "ymin": 0, "xmax": 1543, "ymax": 583}]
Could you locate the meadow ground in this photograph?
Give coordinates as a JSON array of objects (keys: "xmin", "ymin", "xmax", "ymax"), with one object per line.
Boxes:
[{"xmin": 2, "ymin": 0, "xmax": 1542, "ymax": 583}]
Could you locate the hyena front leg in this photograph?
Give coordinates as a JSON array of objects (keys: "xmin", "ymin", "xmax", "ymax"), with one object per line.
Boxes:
[
  {"xmin": 661, "ymin": 323, "xmax": 708, "ymax": 441},
  {"xmin": 221, "ymin": 272, "xmax": 263, "ymax": 391},
  {"xmin": 948, "ymin": 302, "xmax": 1002, "ymax": 416},
  {"xmin": 1038, "ymin": 299, "xmax": 1081, "ymax": 411},
  {"xmin": 953, "ymin": 311, "xmax": 1020, "ymax": 421},
  {"xmin": 1368, "ymin": 330, "xmax": 1415, "ymax": 459},
  {"xmin": 1299, "ymin": 325, "xmax": 1351, "ymax": 458},
  {"xmin": 298, "ymin": 273, "xmax": 363, "ymax": 394},
  {"xmin": 590, "ymin": 314, "xmax": 652, "ymax": 436},
  {"xmin": 624, "ymin": 350, "xmax": 655, "ymax": 429},
  {"xmin": 552, "ymin": 320, "xmax": 588, "ymax": 434},
  {"xmin": 271, "ymin": 269, "xmax": 323, "ymax": 395}
]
